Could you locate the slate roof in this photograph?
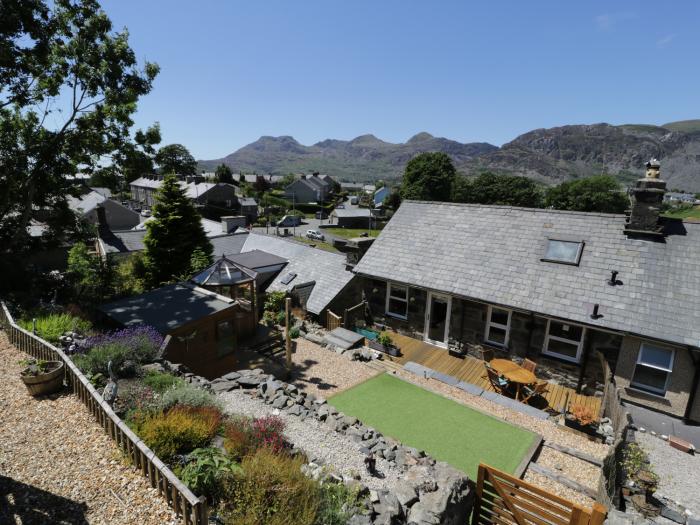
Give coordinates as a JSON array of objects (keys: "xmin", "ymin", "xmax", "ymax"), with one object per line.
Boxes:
[
  {"xmin": 67, "ymin": 190, "xmax": 107, "ymax": 214},
  {"xmin": 239, "ymin": 233, "xmax": 354, "ymax": 315},
  {"xmin": 333, "ymin": 207, "xmax": 371, "ymax": 218},
  {"xmin": 129, "ymin": 177, "xmax": 218, "ymax": 199},
  {"xmin": 210, "ymin": 232, "xmax": 252, "ymax": 257},
  {"xmin": 228, "ymin": 249, "xmax": 287, "ymax": 270},
  {"xmin": 239, "ymin": 197, "xmax": 258, "ymax": 207},
  {"xmin": 99, "ymin": 283, "xmax": 235, "ymax": 334},
  {"xmin": 353, "ymin": 200, "xmax": 700, "ymax": 348}
]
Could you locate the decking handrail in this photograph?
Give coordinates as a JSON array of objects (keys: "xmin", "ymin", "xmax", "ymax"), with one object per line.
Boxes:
[{"xmin": 0, "ymin": 301, "xmax": 208, "ymax": 525}]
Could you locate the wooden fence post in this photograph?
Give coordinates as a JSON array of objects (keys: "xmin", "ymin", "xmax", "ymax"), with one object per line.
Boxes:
[{"xmin": 285, "ymin": 297, "xmax": 292, "ymax": 369}]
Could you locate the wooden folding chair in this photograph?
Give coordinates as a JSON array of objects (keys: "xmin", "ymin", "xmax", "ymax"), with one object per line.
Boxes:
[
  {"xmin": 522, "ymin": 358, "xmax": 537, "ymax": 373},
  {"xmin": 520, "ymin": 381, "xmax": 549, "ymax": 404},
  {"xmin": 485, "ymin": 366, "xmax": 509, "ymax": 395}
]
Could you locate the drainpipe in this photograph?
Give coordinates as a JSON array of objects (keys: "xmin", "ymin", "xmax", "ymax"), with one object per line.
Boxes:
[
  {"xmin": 526, "ymin": 312, "xmax": 536, "ymax": 357},
  {"xmin": 684, "ymin": 349, "xmax": 700, "ymax": 422}
]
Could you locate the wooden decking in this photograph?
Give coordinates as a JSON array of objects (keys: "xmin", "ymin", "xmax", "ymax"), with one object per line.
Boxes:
[{"xmin": 386, "ymin": 333, "xmax": 601, "ymax": 420}]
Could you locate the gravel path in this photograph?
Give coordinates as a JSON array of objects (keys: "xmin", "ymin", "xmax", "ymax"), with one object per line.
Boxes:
[
  {"xmin": 0, "ymin": 333, "xmax": 178, "ymax": 525},
  {"xmin": 637, "ymin": 432, "xmax": 700, "ymax": 517},
  {"xmin": 219, "ymin": 388, "xmax": 403, "ymax": 491},
  {"xmin": 288, "ymin": 338, "xmax": 380, "ymax": 398}
]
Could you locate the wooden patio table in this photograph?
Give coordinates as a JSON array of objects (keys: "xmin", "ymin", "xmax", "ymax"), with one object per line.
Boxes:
[{"xmin": 490, "ymin": 359, "xmax": 537, "ymax": 400}]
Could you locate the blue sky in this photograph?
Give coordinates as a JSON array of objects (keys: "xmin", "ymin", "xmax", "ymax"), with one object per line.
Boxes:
[{"xmin": 101, "ymin": 1, "xmax": 700, "ymax": 160}]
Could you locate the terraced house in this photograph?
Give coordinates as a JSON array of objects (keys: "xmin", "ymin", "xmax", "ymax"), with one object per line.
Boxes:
[{"xmin": 354, "ymin": 161, "xmax": 700, "ymax": 423}]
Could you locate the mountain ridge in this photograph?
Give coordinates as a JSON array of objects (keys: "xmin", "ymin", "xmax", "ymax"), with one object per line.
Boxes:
[{"xmin": 198, "ymin": 120, "xmax": 700, "ymax": 191}]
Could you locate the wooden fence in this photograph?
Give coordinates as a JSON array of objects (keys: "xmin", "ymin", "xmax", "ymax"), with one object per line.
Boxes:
[
  {"xmin": 0, "ymin": 302, "xmax": 208, "ymax": 525},
  {"xmin": 473, "ymin": 464, "xmax": 607, "ymax": 525},
  {"xmin": 326, "ymin": 309, "xmax": 342, "ymax": 331},
  {"xmin": 595, "ymin": 353, "xmax": 630, "ymax": 508}
]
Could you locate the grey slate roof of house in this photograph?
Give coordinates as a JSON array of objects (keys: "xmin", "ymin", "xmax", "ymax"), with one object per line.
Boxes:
[
  {"xmin": 67, "ymin": 190, "xmax": 107, "ymax": 214},
  {"xmin": 333, "ymin": 207, "xmax": 372, "ymax": 218},
  {"xmin": 239, "ymin": 197, "xmax": 258, "ymax": 206},
  {"xmin": 99, "ymin": 283, "xmax": 235, "ymax": 334},
  {"xmin": 239, "ymin": 233, "xmax": 354, "ymax": 315},
  {"xmin": 353, "ymin": 200, "xmax": 700, "ymax": 348},
  {"xmin": 99, "ymin": 230, "xmax": 148, "ymax": 254}
]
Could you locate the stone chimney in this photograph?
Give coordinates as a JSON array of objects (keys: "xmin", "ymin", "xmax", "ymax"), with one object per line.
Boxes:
[
  {"xmin": 221, "ymin": 215, "xmax": 246, "ymax": 233},
  {"xmin": 344, "ymin": 237, "xmax": 375, "ymax": 270},
  {"xmin": 625, "ymin": 158, "xmax": 666, "ymax": 237}
]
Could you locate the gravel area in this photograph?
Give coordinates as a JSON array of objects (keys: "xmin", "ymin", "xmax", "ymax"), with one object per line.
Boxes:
[
  {"xmin": 289, "ymin": 338, "xmax": 380, "ymax": 398},
  {"xmin": 219, "ymin": 388, "xmax": 403, "ymax": 491},
  {"xmin": 0, "ymin": 333, "xmax": 178, "ymax": 525},
  {"xmin": 637, "ymin": 431, "xmax": 700, "ymax": 517}
]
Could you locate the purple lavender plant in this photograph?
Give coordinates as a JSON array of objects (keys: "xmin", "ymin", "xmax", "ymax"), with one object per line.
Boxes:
[{"xmin": 81, "ymin": 325, "xmax": 163, "ymax": 358}]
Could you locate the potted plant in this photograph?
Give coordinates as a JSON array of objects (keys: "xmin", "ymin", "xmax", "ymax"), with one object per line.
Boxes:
[
  {"xmin": 20, "ymin": 358, "xmax": 65, "ymax": 396},
  {"xmin": 564, "ymin": 403, "xmax": 598, "ymax": 436},
  {"xmin": 368, "ymin": 332, "xmax": 400, "ymax": 357}
]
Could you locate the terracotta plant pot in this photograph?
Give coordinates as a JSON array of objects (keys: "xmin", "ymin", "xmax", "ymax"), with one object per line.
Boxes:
[{"xmin": 21, "ymin": 361, "xmax": 65, "ymax": 396}]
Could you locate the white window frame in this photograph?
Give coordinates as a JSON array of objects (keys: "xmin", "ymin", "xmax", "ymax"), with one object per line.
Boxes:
[
  {"xmin": 385, "ymin": 283, "xmax": 408, "ymax": 320},
  {"xmin": 542, "ymin": 319, "xmax": 586, "ymax": 363},
  {"xmin": 630, "ymin": 343, "xmax": 675, "ymax": 396},
  {"xmin": 485, "ymin": 306, "xmax": 512, "ymax": 348}
]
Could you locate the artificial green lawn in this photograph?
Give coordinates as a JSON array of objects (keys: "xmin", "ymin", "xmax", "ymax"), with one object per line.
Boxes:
[{"xmin": 329, "ymin": 374, "xmax": 537, "ymax": 479}]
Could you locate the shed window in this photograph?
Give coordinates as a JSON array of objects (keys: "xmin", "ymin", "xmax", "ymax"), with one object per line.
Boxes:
[
  {"xmin": 216, "ymin": 320, "xmax": 235, "ymax": 357},
  {"xmin": 631, "ymin": 344, "xmax": 674, "ymax": 396},
  {"xmin": 542, "ymin": 320, "xmax": 585, "ymax": 363},
  {"xmin": 543, "ymin": 240, "xmax": 583, "ymax": 265},
  {"xmin": 485, "ymin": 306, "xmax": 511, "ymax": 347},
  {"xmin": 385, "ymin": 283, "xmax": 408, "ymax": 320}
]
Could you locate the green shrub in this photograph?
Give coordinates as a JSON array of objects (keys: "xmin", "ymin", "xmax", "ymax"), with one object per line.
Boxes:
[
  {"xmin": 73, "ymin": 326, "xmax": 163, "ymax": 378},
  {"xmin": 219, "ymin": 448, "xmax": 319, "ymax": 525},
  {"xmin": 290, "ymin": 326, "xmax": 300, "ymax": 339},
  {"xmin": 134, "ymin": 406, "xmax": 222, "ymax": 461},
  {"xmin": 315, "ymin": 482, "xmax": 365, "ymax": 525},
  {"xmin": 263, "ymin": 291, "xmax": 286, "ymax": 313},
  {"xmin": 143, "ymin": 371, "xmax": 185, "ymax": 392},
  {"xmin": 19, "ymin": 313, "xmax": 92, "ymax": 343},
  {"xmin": 275, "ymin": 310, "xmax": 286, "ymax": 325},
  {"xmin": 159, "ymin": 383, "xmax": 222, "ymax": 411},
  {"xmin": 377, "ymin": 332, "xmax": 393, "ymax": 347},
  {"xmin": 180, "ymin": 447, "xmax": 241, "ymax": 503}
]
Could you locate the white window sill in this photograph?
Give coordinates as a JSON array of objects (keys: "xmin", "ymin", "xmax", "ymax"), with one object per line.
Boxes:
[
  {"xmin": 627, "ymin": 385, "xmax": 668, "ymax": 400},
  {"xmin": 386, "ymin": 312, "xmax": 408, "ymax": 321}
]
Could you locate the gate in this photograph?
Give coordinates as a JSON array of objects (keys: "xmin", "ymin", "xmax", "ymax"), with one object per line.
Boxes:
[
  {"xmin": 326, "ymin": 309, "xmax": 342, "ymax": 330},
  {"xmin": 473, "ymin": 464, "xmax": 606, "ymax": 525}
]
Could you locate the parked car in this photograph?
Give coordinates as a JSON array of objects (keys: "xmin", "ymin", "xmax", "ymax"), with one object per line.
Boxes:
[
  {"xmin": 336, "ymin": 204, "xmax": 345, "ymax": 209},
  {"xmin": 306, "ymin": 229, "xmax": 325, "ymax": 241},
  {"xmin": 141, "ymin": 209, "xmax": 152, "ymax": 217},
  {"xmin": 277, "ymin": 214, "xmax": 302, "ymax": 227},
  {"xmin": 350, "ymin": 196, "xmax": 359, "ymax": 205}
]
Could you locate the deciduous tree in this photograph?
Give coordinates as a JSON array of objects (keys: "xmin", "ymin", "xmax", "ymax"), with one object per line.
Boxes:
[
  {"xmin": 400, "ymin": 152, "xmax": 456, "ymax": 202},
  {"xmin": 453, "ymin": 172, "xmax": 543, "ymax": 208},
  {"xmin": 545, "ymin": 175, "xmax": 629, "ymax": 213},
  {"xmin": 155, "ymin": 143, "xmax": 196, "ymax": 175},
  {"xmin": 0, "ymin": 0, "xmax": 159, "ymax": 256},
  {"xmin": 215, "ymin": 163, "xmax": 234, "ymax": 184}
]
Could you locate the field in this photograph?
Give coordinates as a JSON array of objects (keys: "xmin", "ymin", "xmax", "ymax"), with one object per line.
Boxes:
[
  {"xmin": 324, "ymin": 227, "xmax": 382, "ymax": 239},
  {"xmin": 329, "ymin": 374, "xmax": 538, "ymax": 479},
  {"xmin": 663, "ymin": 206, "xmax": 700, "ymax": 220}
]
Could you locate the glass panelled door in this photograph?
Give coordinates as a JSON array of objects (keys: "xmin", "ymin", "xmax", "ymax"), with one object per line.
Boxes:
[{"xmin": 425, "ymin": 292, "xmax": 451, "ymax": 348}]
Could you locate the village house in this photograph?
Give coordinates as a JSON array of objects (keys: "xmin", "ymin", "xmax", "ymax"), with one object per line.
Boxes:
[
  {"xmin": 284, "ymin": 173, "xmax": 335, "ymax": 203},
  {"xmin": 129, "ymin": 175, "xmax": 257, "ymax": 223},
  {"xmin": 68, "ymin": 189, "xmax": 141, "ymax": 230},
  {"xmin": 353, "ymin": 161, "xmax": 700, "ymax": 423}
]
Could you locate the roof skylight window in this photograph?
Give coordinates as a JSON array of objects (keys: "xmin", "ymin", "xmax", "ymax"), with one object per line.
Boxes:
[{"xmin": 542, "ymin": 239, "xmax": 584, "ymax": 265}]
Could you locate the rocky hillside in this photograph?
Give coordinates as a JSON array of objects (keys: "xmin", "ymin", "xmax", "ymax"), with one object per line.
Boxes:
[
  {"xmin": 198, "ymin": 133, "xmax": 497, "ymax": 181},
  {"xmin": 200, "ymin": 120, "xmax": 700, "ymax": 191}
]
